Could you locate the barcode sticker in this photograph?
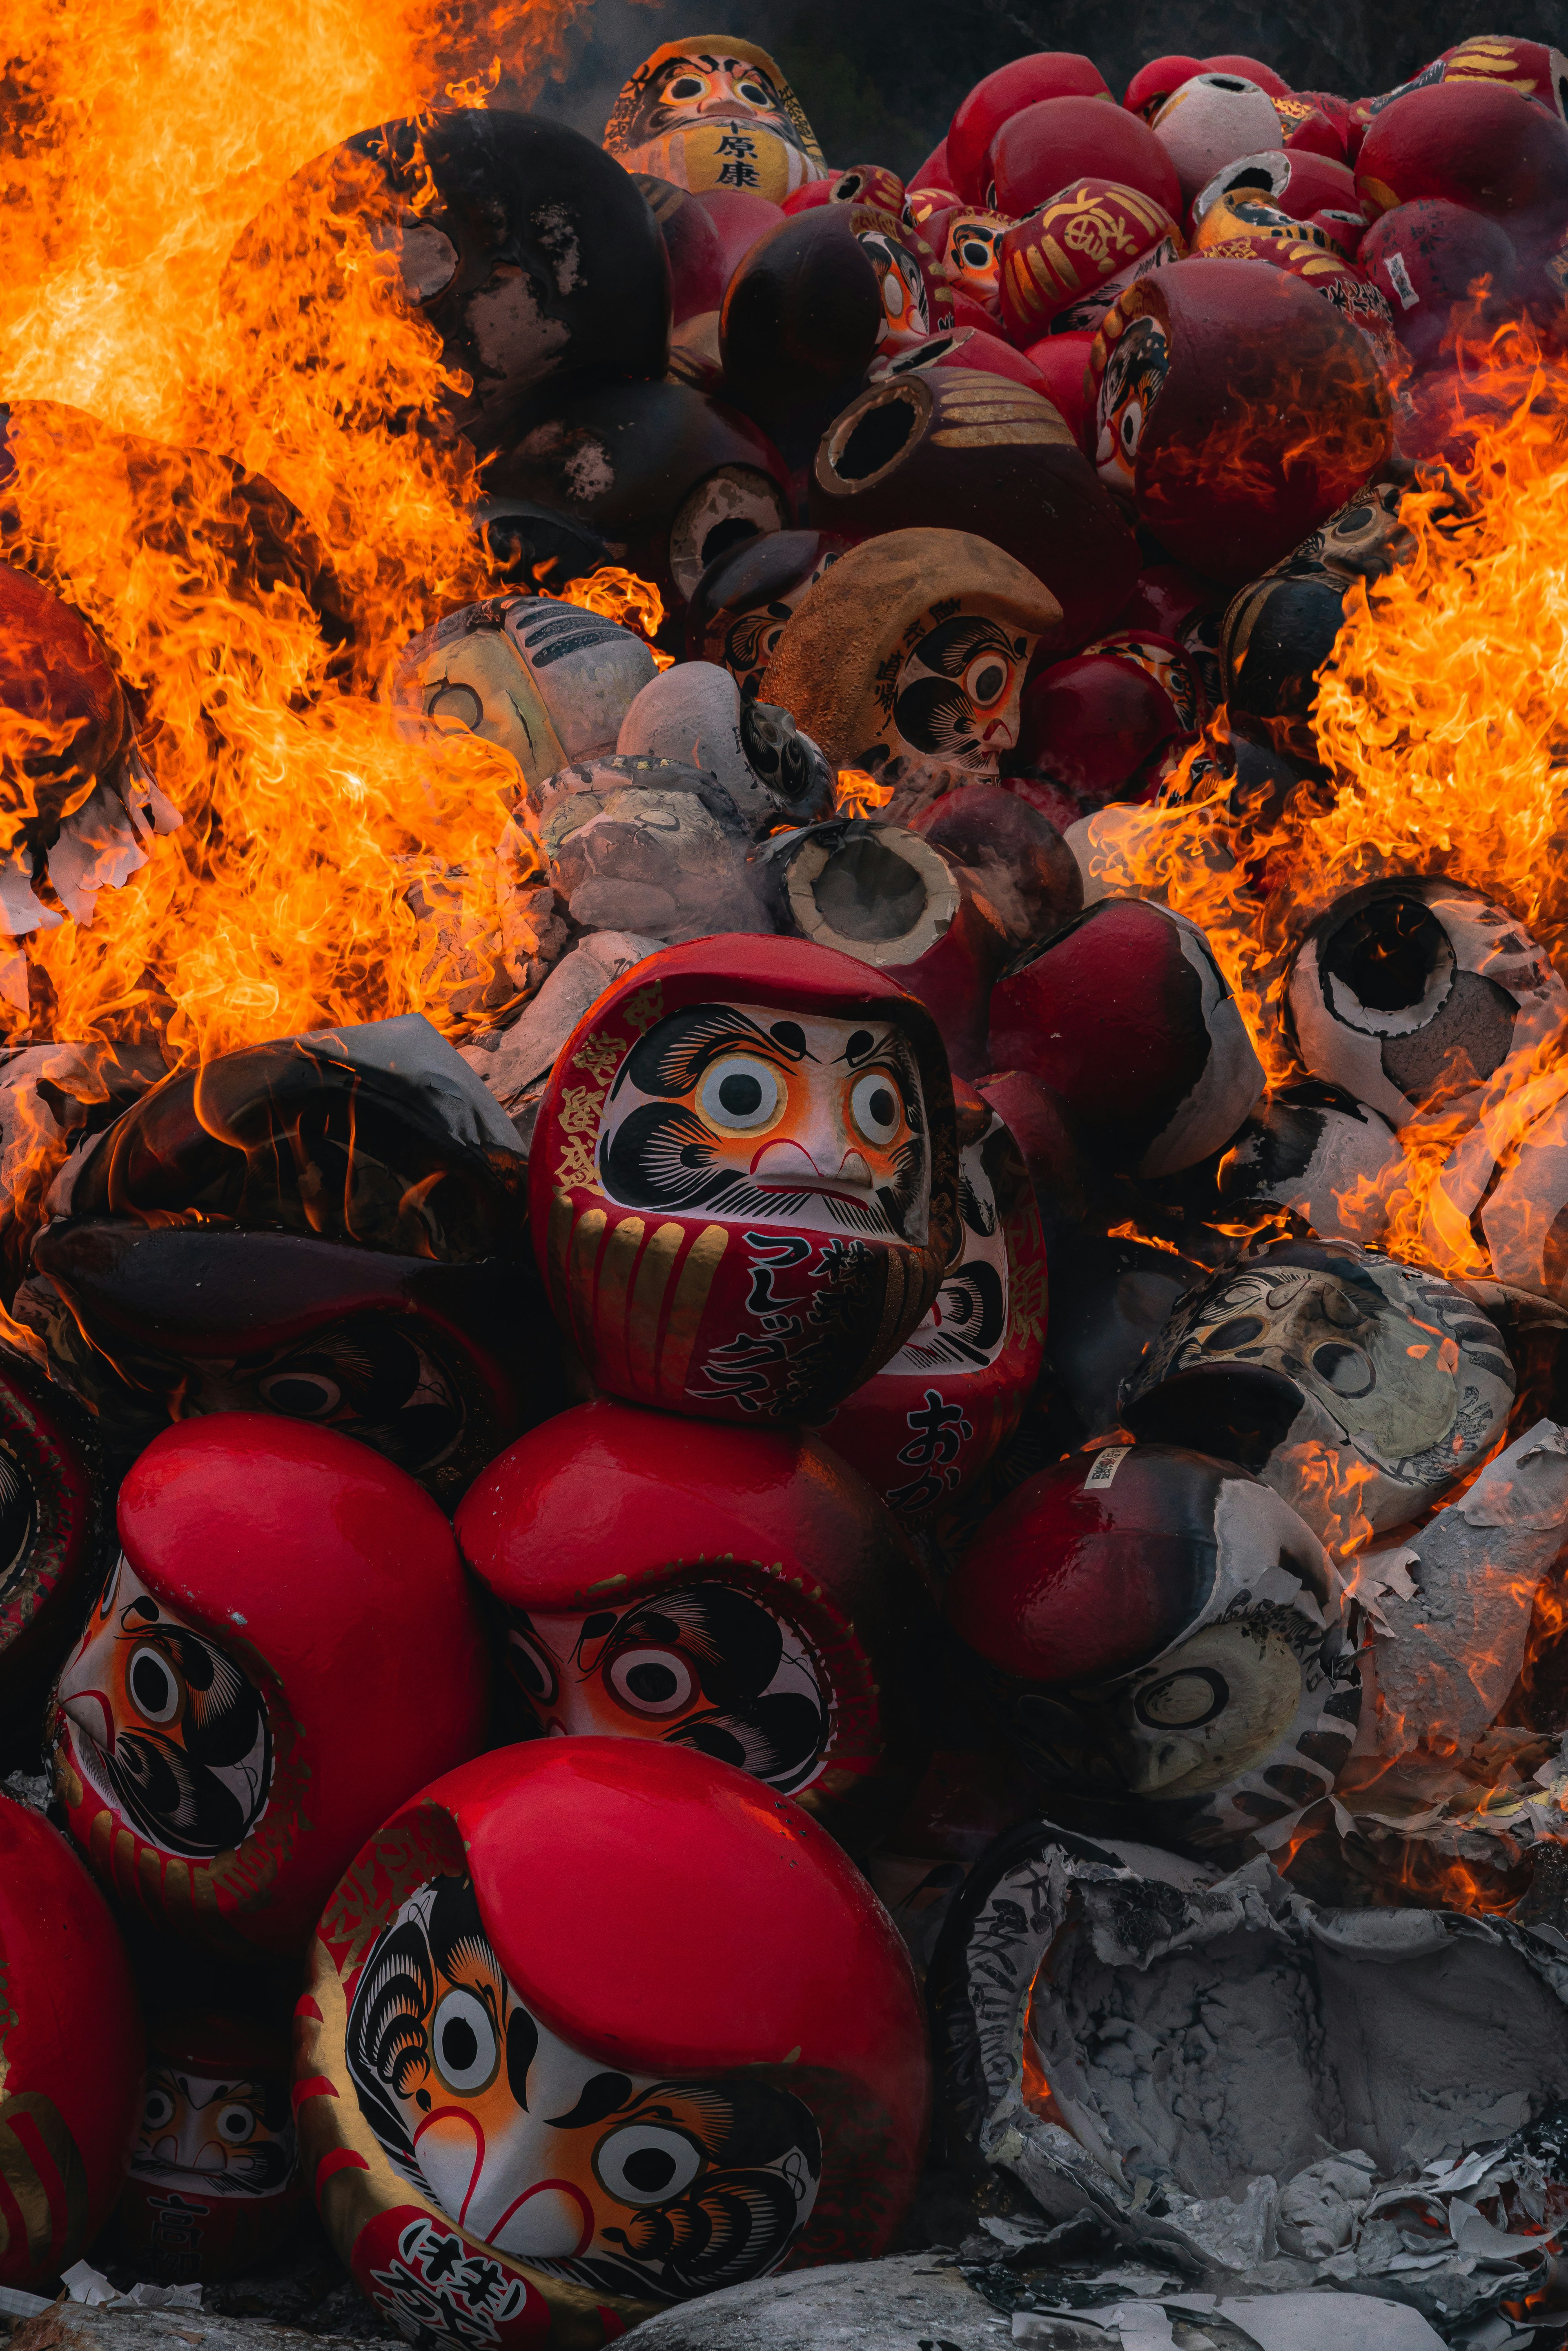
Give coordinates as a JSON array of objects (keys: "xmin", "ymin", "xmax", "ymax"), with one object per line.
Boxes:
[
  {"xmin": 1085, "ymin": 1446, "xmax": 1131, "ymax": 1489},
  {"xmin": 1385, "ymin": 250, "xmax": 1420, "ymax": 311}
]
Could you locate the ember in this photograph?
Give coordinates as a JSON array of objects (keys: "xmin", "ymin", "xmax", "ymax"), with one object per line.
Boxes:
[{"xmin": 6, "ymin": 10, "xmax": 1568, "ymax": 2351}]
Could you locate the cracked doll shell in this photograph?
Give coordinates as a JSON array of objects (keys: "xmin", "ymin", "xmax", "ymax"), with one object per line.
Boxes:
[
  {"xmin": 0, "ymin": 1792, "xmax": 143, "ymax": 2287},
  {"xmin": 48, "ymin": 1414, "xmax": 488, "ymax": 1960},
  {"xmin": 295, "ymin": 1738, "xmax": 929, "ymax": 2345},
  {"xmin": 455, "ymin": 1394, "xmax": 916, "ymax": 1854},
  {"xmin": 1120, "ymin": 1239, "xmax": 1516, "ymax": 1538},
  {"xmin": 528, "ymin": 934, "xmax": 959, "ymax": 1428},
  {"xmin": 946, "ymin": 1442, "xmax": 1360, "ymax": 1853}
]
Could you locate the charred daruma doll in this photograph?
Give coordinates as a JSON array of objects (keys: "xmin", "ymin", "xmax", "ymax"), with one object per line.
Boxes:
[
  {"xmin": 455, "ymin": 1395, "xmax": 916, "ymax": 1854},
  {"xmin": 296, "ymin": 1738, "xmax": 929, "ymax": 2344},
  {"xmin": 529, "ymin": 936, "xmax": 960, "ymax": 1426},
  {"xmin": 945, "ymin": 1444, "xmax": 1361, "ymax": 1856},
  {"xmin": 762, "ymin": 528, "xmax": 1064, "ymax": 792},
  {"xmin": 0, "ymin": 1793, "xmax": 143, "ymax": 2288},
  {"xmin": 48, "ymin": 1416, "xmax": 488, "ymax": 1962}
]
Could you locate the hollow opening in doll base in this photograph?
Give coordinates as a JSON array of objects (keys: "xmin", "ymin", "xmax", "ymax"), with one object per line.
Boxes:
[
  {"xmin": 811, "ymin": 835, "xmax": 931, "ymax": 940},
  {"xmin": 835, "ymin": 389, "xmax": 919, "ymax": 482}
]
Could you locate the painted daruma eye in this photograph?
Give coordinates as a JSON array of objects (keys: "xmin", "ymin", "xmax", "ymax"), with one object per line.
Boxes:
[
  {"xmin": 258, "ymin": 1370, "xmax": 342, "ymax": 1417},
  {"xmin": 609, "ymin": 1648, "xmax": 696, "ymax": 1716},
  {"xmin": 127, "ymin": 1645, "xmax": 181, "ymax": 1725},
  {"xmin": 1135, "ymin": 1668, "xmax": 1229, "ymax": 1729},
  {"xmin": 143, "ymin": 2088, "xmax": 176, "ymax": 2131},
  {"xmin": 962, "ymin": 655, "xmax": 1010, "ymax": 707},
  {"xmin": 217, "ymin": 2104, "xmax": 257, "ymax": 2144},
  {"xmin": 697, "ymin": 1054, "xmax": 782, "ymax": 1133},
  {"xmin": 431, "ymin": 1990, "xmax": 499, "ymax": 2093},
  {"xmin": 595, "ymin": 2123, "xmax": 704, "ymax": 2207},
  {"xmin": 668, "ymin": 74, "xmax": 706, "ymax": 99},
  {"xmin": 850, "ymin": 1070, "xmax": 904, "ymax": 1144},
  {"xmin": 506, "ymin": 1628, "xmax": 559, "ymax": 1707},
  {"xmin": 737, "ymin": 78, "xmax": 772, "ymax": 104}
]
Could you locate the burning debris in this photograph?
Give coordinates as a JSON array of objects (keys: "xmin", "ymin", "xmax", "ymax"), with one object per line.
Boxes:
[{"xmin": 7, "ymin": 10, "xmax": 1568, "ymax": 2351}]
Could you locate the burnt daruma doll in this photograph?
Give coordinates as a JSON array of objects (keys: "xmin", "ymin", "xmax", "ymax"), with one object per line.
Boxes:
[
  {"xmin": 1089, "ymin": 258, "xmax": 1392, "ymax": 584},
  {"xmin": 1120, "ymin": 1240, "xmax": 1516, "ymax": 1538},
  {"xmin": 601, "ymin": 37, "xmax": 830, "ymax": 204},
  {"xmin": 529, "ymin": 936, "xmax": 959, "ymax": 1427},
  {"xmin": 763, "ymin": 528, "xmax": 1062, "ymax": 792},
  {"xmin": 27, "ymin": 1015, "xmax": 553, "ymax": 1502},
  {"xmin": 48, "ymin": 1415, "xmax": 488, "ymax": 1961},
  {"xmin": 0, "ymin": 1348, "xmax": 108, "ymax": 1767},
  {"xmin": 296, "ymin": 1739, "xmax": 929, "ymax": 2342},
  {"xmin": 0, "ymin": 1793, "xmax": 143, "ymax": 2288},
  {"xmin": 111, "ymin": 2007, "xmax": 304, "ymax": 2280},
  {"xmin": 455, "ymin": 1396, "xmax": 915, "ymax": 1853},
  {"xmin": 946, "ymin": 1444, "xmax": 1361, "ymax": 1854},
  {"xmin": 822, "ymin": 1092, "xmax": 1048, "ymax": 1520}
]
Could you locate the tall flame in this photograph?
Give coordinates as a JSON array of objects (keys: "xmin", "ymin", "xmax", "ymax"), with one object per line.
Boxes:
[
  {"xmin": 0, "ymin": 0, "xmax": 634, "ymax": 1065},
  {"xmin": 1089, "ymin": 314, "xmax": 1568, "ymax": 1277}
]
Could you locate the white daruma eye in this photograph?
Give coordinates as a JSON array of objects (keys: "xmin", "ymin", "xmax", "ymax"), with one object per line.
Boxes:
[
  {"xmin": 697, "ymin": 1054, "xmax": 782, "ymax": 1133},
  {"xmin": 143, "ymin": 2088, "xmax": 176, "ymax": 2132},
  {"xmin": 849, "ymin": 1070, "xmax": 903, "ymax": 1144},
  {"xmin": 431, "ymin": 1990, "xmax": 499, "ymax": 2093},
  {"xmin": 127, "ymin": 1645, "xmax": 181, "ymax": 1725},
  {"xmin": 595, "ymin": 2123, "xmax": 704, "ymax": 2207},
  {"xmin": 609, "ymin": 1648, "xmax": 696, "ymax": 1717},
  {"xmin": 506, "ymin": 1628, "xmax": 559, "ymax": 1708},
  {"xmin": 216, "ymin": 2104, "xmax": 257, "ymax": 2145}
]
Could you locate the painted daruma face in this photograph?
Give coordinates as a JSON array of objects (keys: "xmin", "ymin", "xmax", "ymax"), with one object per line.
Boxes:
[
  {"xmin": 503, "ymin": 1586, "xmax": 830, "ymax": 1792},
  {"xmin": 56, "ymin": 1556, "xmax": 272, "ymax": 1862},
  {"xmin": 1095, "ymin": 311, "xmax": 1170, "ymax": 497},
  {"xmin": 858, "ymin": 230, "xmax": 931, "ymax": 350},
  {"xmin": 135, "ymin": 2065, "xmax": 296, "ymax": 2197},
  {"xmin": 643, "ymin": 52, "xmax": 796, "ymax": 141},
  {"xmin": 887, "ymin": 608, "xmax": 1032, "ymax": 775},
  {"xmin": 600, "ymin": 1003, "xmax": 930, "ymax": 1244},
  {"xmin": 346, "ymin": 1875, "xmax": 820, "ymax": 2301}
]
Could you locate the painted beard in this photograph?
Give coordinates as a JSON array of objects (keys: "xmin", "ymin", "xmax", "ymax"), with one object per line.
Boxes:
[
  {"xmin": 598, "ymin": 1002, "xmax": 930, "ymax": 1245},
  {"xmin": 889, "ymin": 612, "xmax": 1027, "ymax": 776},
  {"xmin": 502, "ymin": 1584, "xmax": 832, "ymax": 1794},
  {"xmin": 345, "ymin": 1875, "xmax": 820, "ymax": 2301},
  {"xmin": 878, "ymin": 1116, "xmax": 1010, "ymax": 1377},
  {"xmin": 56, "ymin": 1555, "xmax": 272, "ymax": 1861}
]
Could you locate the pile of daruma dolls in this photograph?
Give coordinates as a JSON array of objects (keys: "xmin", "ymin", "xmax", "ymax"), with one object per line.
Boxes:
[{"xmin": 4, "ymin": 24, "xmax": 1568, "ymax": 2350}]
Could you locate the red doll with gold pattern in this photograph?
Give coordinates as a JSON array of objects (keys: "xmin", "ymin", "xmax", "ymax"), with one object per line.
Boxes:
[
  {"xmin": 529, "ymin": 936, "xmax": 960, "ymax": 1427},
  {"xmin": 456, "ymin": 1397, "xmax": 916, "ymax": 1853},
  {"xmin": 295, "ymin": 1739, "xmax": 930, "ymax": 2346},
  {"xmin": 48, "ymin": 1415, "xmax": 488, "ymax": 1961}
]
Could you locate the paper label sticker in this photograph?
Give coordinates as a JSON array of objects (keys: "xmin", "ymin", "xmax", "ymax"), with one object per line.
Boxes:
[
  {"xmin": 1384, "ymin": 250, "xmax": 1420, "ymax": 310},
  {"xmin": 1085, "ymin": 1446, "xmax": 1131, "ymax": 1489}
]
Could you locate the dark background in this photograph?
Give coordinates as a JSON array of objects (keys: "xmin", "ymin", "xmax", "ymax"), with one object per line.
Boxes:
[{"xmin": 521, "ymin": 0, "xmax": 1568, "ymax": 179}]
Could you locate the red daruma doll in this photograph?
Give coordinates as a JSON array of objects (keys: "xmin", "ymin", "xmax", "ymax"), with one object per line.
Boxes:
[
  {"xmin": 47, "ymin": 1416, "xmax": 488, "ymax": 1961},
  {"xmin": 529, "ymin": 935, "xmax": 960, "ymax": 1426},
  {"xmin": 294, "ymin": 1739, "xmax": 929, "ymax": 2345}
]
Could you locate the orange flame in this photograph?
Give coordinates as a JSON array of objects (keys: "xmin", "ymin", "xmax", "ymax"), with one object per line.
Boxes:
[
  {"xmin": 835, "ymin": 767, "xmax": 895, "ymax": 819},
  {"xmin": 0, "ymin": 0, "xmax": 646, "ymax": 1074},
  {"xmin": 1094, "ymin": 309, "xmax": 1568, "ymax": 1279}
]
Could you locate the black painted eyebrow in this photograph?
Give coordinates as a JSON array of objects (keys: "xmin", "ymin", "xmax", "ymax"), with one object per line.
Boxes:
[{"xmin": 546, "ymin": 2069, "xmax": 634, "ymax": 2130}]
